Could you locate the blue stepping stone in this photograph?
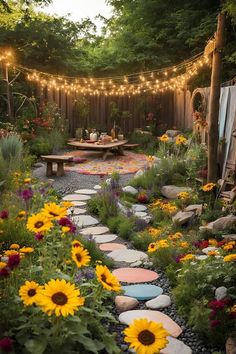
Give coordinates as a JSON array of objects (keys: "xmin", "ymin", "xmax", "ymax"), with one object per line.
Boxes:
[{"xmin": 122, "ymin": 284, "xmax": 163, "ymax": 301}]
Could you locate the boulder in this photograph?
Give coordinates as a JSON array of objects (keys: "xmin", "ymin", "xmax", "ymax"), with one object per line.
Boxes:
[
  {"xmin": 185, "ymin": 204, "xmax": 203, "ymax": 216},
  {"xmin": 146, "ymin": 295, "xmax": 171, "ymax": 309},
  {"xmin": 172, "ymin": 211, "xmax": 195, "ymax": 225},
  {"xmin": 133, "ymin": 169, "xmax": 145, "ymax": 179},
  {"xmin": 161, "ymin": 336, "xmax": 192, "ymax": 354},
  {"xmin": 115, "ymin": 296, "xmax": 139, "ymax": 312},
  {"xmin": 200, "ymin": 214, "xmax": 236, "ymax": 233},
  {"xmin": 161, "ymin": 185, "xmax": 192, "ymax": 199},
  {"xmin": 226, "ymin": 334, "xmax": 236, "ymax": 354},
  {"xmin": 215, "ymin": 286, "xmax": 227, "ymax": 301},
  {"xmin": 223, "ymin": 234, "xmax": 236, "ymax": 241},
  {"xmin": 122, "ymin": 186, "xmax": 138, "ymax": 195},
  {"xmin": 165, "ymin": 130, "xmax": 182, "ymax": 138},
  {"xmin": 202, "ymin": 246, "xmax": 218, "ymax": 255},
  {"xmin": 118, "ymin": 202, "xmax": 128, "ymax": 215}
]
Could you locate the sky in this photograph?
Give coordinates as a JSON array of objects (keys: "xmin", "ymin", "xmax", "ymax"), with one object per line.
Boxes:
[{"xmin": 39, "ymin": 0, "xmax": 113, "ymax": 31}]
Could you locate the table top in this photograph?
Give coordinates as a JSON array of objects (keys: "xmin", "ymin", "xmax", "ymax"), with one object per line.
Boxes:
[
  {"xmin": 67, "ymin": 140, "xmax": 128, "ymax": 149},
  {"xmin": 41, "ymin": 155, "xmax": 73, "ymax": 161}
]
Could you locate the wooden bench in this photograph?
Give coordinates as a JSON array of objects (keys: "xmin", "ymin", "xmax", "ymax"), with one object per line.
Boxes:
[
  {"xmin": 41, "ymin": 155, "xmax": 73, "ymax": 177},
  {"xmin": 123, "ymin": 143, "xmax": 140, "ymax": 149}
]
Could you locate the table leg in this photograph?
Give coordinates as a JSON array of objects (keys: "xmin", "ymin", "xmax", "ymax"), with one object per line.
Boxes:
[
  {"xmin": 103, "ymin": 149, "xmax": 109, "ymax": 161},
  {"xmin": 57, "ymin": 162, "xmax": 65, "ymax": 176},
  {"xmin": 117, "ymin": 146, "xmax": 125, "ymax": 156},
  {"xmin": 46, "ymin": 162, "xmax": 53, "ymax": 177}
]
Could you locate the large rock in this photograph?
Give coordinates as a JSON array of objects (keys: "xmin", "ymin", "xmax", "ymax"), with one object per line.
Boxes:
[
  {"xmin": 185, "ymin": 204, "xmax": 203, "ymax": 216},
  {"xmin": 202, "ymin": 246, "xmax": 218, "ymax": 254},
  {"xmin": 161, "ymin": 185, "xmax": 192, "ymax": 199},
  {"xmin": 172, "ymin": 211, "xmax": 194, "ymax": 225},
  {"xmin": 115, "ymin": 296, "xmax": 139, "ymax": 312},
  {"xmin": 226, "ymin": 335, "xmax": 236, "ymax": 354},
  {"xmin": 122, "ymin": 186, "xmax": 138, "ymax": 195},
  {"xmin": 200, "ymin": 214, "xmax": 236, "ymax": 232},
  {"xmin": 161, "ymin": 336, "xmax": 192, "ymax": 354},
  {"xmin": 146, "ymin": 295, "xmax": 171, "ymax": 309},
  {"xmin": 215, "ymin": 286, "xmax": 227, "ymax": 301},
  {"xmin": 166, "ymin": 130, "xmax": 182, "ymax": 138},
  {"xmin": 133, "ymin": 169, "xmax": 145, "ymax": 179},
  {"xmin": 223, "ymin": 234, "xmax": 236, "ymax": 241}
]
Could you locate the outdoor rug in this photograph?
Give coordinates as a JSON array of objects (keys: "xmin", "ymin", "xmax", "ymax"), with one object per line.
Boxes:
[{"xmin": 64, "ymin": 150, "xmax": 148, "ymax": 175}]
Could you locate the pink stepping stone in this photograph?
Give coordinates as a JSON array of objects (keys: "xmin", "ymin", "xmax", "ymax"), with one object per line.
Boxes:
[
  {"xmin": 119, "ymin": 310, "xmax": 182, "ymax": 338},
  {"xmin": 99, "ymin": 243, "xmax": 127, "ymax": 252},
  {"xmin": 112, "ymin": 268, "xmax": 159, "ymax": 283}
]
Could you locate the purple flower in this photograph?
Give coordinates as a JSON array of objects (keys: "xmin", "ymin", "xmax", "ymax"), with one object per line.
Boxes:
[
  {"xmin": 0, "ymin": 268, "xmax": 9, "ymax": 277},
  {"xmin": 21, "ymin": 189, "xmax": 33, "ymax": 201},
  {"xmin": 58, "ymin": 217, "xmax": 76, "ymax": 234},
  {"xmin": 0, "ymin": 337, "xmax": 13, "ymax": 352},
  {"xmin": 35, "ymin": 232, "xmax": 44, "ymax": 241},
  {"xmin": 0, "ymin": 210, "xmax": 9, "ymax": 219},
  {"xmin": 7, "ymin": 254, "xmax": 20, "ymax": 269}
]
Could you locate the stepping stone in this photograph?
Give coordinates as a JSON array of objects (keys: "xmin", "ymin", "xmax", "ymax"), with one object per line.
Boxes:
[
  {"xmin": 132, "ymin": 204, "xmax": 147, "ymax": 212},
  {"xmin": 94, "ymin": 185, "xmax": 102, "ymax": 190},
  {"xmin": 122, "ymin": 186, "xmax": 138, "ymax": 195},
  {"xmin": 74, "ymin": 189, "xmax": 97, "ymax": 195},
  {"xmin": 115, "ymin": 296, "xmax": 139, "ymax": 313},
  {"xmin": 202, "ymin": 246, "xmax": 218, "ymax": 254},
  {"xmin": 146, "ymin": 295, "xmax": 171, "ymax": 309},
  {"xmin": 80, "ymin": 226, "xmax": 109, "ymax": 235},
  {"xmin": 161, "ymin": 336, "xmax": 192, "ymax": 354},
  {"xmin": 134, "ymin": 211, "xmax": 148, "ymax": 218},
  {"xmin": 113, "ymin": 268, "xmax": 159, "ymax": 283},
  {"xmin": 67, "ymin": 208, "xmax": 86, "ymax": 216},
  {"xmin": 195, "ymin": 255, "xmax": 208, "ymax": 260},
  {"xmin": 108, "ymin": 249, "xmax": 148, "ymax": 263},
  {"xmin": 122, "ymin": 284, "xmax": 163, "ymax": 300},
  {"xmin": 75, "ymin": 215, "xmax": 99, "ymax": 227},
  {"xmin": 119, "ymin": 310, "xmax": 182, "ymax": 338},
  {"xmin": 93, "ymin": 234, "xmax": 118, "ymax": 243},
  {"xmin": 99, "ymin": 243, "xmax": 127, "ymax": 251},
  {"xmin": 130, "ymin": 261, "xmax": 142, "ymax": 267},
  {"xmin": 68, "ymin": 201, "xmax": 87, "ymax": 207},
  {"xmin": 63, "ymin": 194, "xmax": 91, "ymax": 201}
]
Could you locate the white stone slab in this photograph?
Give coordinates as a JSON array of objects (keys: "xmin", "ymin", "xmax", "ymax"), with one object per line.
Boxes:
[
  {"xmin": 74, "ymin": 189, "xmax": 97, "ymax": 195},
  {"xmin": 63, "ymin": 194, "xmax": 91, "ymax": 201},
  {"xmin": 80, "ymin": 226, "xmax": 109, "ymax": 235},
  {"xmin": 108, "ymin": 249, "xmax": 148, "ymax": 263},
  {"xmin": 135, "ymin": 211, "xmax": 148, "ymax": 217},
  {"xmin": 67, "ymin": 208, "xmax": 86, "ymax": 216},
  {"xmin": 122, "ymin": 186, "xmax": 138, "ymax": 195},
  {"xmin": 202, "ymin": 246, "xmax": 218, "ymax": 254},
  {"xmin": 68, "ymin": 201, "xmax": 87, "ymax": 207},
  {"xmin": 94, "ymin": 185, "xmax": 102, "ymax": 190},
  {"xmin": 92, "ymin": 234, "xmax": 118, "ymax": 243},
  {"xmin": 161, "ymin": 336, "xmax": 192, "ymax": 354},
  {"xmin": 132, "ymin": 204, "xmax": 147, "ymax": 212},
  {"xmin": 75, "ymin": 215, "xmax": 99, "ymax": 227}
]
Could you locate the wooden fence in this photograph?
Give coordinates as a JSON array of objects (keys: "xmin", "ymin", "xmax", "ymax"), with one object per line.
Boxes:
[{"xmin": 38, "ymin": 85, "xmax": 193, "ymax": 136}]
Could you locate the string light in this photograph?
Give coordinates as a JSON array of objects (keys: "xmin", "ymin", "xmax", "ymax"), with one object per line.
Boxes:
[{"xmin": 0, "ymin": 48, "xmax": 211, "ymax": 96}]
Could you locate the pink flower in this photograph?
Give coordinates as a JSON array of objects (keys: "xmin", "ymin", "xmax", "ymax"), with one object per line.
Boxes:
[
  {"xmin": 34, "ymin": 232, "xmax": 44, "ymax": 241},
  {"xmin": 0, "ymin": 210, "xmax": 9, "ymax": 219},
  {"xmin": 0, "ymin": 337, "xmax": 13, "ymax": 352},
  {"xmin": 7, "ymin": 254, "xmax": 20, "ymax": 269}
]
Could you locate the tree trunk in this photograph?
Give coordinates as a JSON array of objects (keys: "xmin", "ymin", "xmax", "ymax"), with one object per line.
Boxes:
[
  {"xmin": 207, "ymin": 13, "xmax": 225, "ymax": 182},
  {"xmin": 2, "ymin": 62, "xmax": 14, "ymax": 122}
]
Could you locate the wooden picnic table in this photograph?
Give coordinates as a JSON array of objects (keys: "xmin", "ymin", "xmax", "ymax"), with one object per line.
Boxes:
[{"xmin": 67, "ymin": 140, "xmax": 128, "ymax": 161}]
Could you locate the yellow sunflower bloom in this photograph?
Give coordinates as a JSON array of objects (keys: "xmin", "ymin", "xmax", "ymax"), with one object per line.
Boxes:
[
  {"xmin": 26, "ymin": 213, "xmax": 53, "ymax": 234},
  {"xmin": 124, "ymin": 318, "xmax": 169, "ymax": 354},
  {"xmin": 41, "ymin": 203, "xmax": 67, "ymax": 220},
  {"xmin": 201, "ymin": 183, "xmax": 216, "ymax": 192},
  {"xmin": 37, "ymin": 279, "xmax": 84, "ymax": 317},
  {"xmin": 61, "ymin": 201, "xmax": 74, "ymax": 208},
  {"xmin": 148, "ymin": 243, "xmax": 158, "ymax": 253},
  {"xmin": 4, "ymin": 250, "xmax": 19, "ymax": 256},
  {"xmin": 10, "ymin": 243, "xmax": 20, "ymax": 249},
  {"xmin": 177, "ymin": 192, "xmax": 189, "ymax": 200},
  {"xmin": 223, "ymin": 244, "xmax": 234, "ymax": 251},
  {"xmin": 62, "ymin": 226, "xmax": 70, "ymax": 233},
  {"xmin": 72, "ymin": 240, "xmax": 82, "ymax": 248},
  {"xmin": 156, "ymin": 239, "xmax": 169, "ymax": 249},
  {"xmin": 175, "ymin": 135, "xmax": 187, "ymax": 145},
  {"xmin": 224, "ymin": 254, "xmax": 236, "ymax": 262},
  {"xmin": 96, "ymin": 265, "xmax": 121, "ymax": 292},
  {"xmin": 179, "ymin": 242, "xmax": 189, "ymax": 248},
  {"xmin": 71, "ymin": 246, "xmax": 91, "ymax": 268},
  {"xmin": 208, "ymin": 250, "xmax": 219, "ymax": 257},
  {"xmin": 0, "ymin": 261, "xmax": 7, "ymax": 269},
  {"xmin": 24, "ymin": 178, "xmax": 31, "ymax": 184},
  {"xmin": 208, "ymin": 239, "xmax": 218, "ymax": 246},
  {"xmin": 19, "ymin": 280, "xmax": 43, "ymax": 307},
  {"xmin": 17, "ymin": 211, "xmax": 26, "ymax": 219},
  {"xmin": 159, "ymin": 134, "xmax": 169, "ymax": 142},
  {"xmin": 180, "ymin": 254, "xmax": 195, "ymax": 262},
  {"xmin": 19, "ymin": 247, "xmax": 34, "ymax": 254}
]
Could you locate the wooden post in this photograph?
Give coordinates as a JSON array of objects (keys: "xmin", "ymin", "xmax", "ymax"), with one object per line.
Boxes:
[
  {"xmin": 2, "ymin": 62, "xmax": 14, "ymax": 122},
  {"xmin": 207, "ymin": 13, "xmax": 225, "ymax": 182}
]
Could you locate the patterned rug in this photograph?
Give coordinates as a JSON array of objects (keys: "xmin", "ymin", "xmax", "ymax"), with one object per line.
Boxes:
[{"xmin": 64, "ymin": 150, "xmax": 148, "ymax": 175}]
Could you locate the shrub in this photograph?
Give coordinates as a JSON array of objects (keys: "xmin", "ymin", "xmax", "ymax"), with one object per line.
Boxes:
[
  {"xmin": 0, "ymin": 134, "xmax": 23, "ymax": 161},
  {"xmin": 30, "ymin": 135, "xmax": 53, "ymax": 156},
  {"xmin": 132, "ymin": 231, "xmax": 154, "ymax": 251}
]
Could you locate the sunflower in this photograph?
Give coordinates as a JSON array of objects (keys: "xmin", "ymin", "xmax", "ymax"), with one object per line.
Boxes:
[
  {"xmin": 10, "ymin": 243, "xmax": 20, "ymax": 249},
  {"xmin": 175, "ymin": 135, "xmax": 187, "ymax": 145},
  {"xmin": 124, "ymin": 318, "xmax": 169, "ymax": 354},
  {"xmin": 148, "ymin": 243, "xmax": 158, "ymax": 253},
  {"xmin": 0, "ymin": 261, "xmax": 7, "ymax": 269},
  {"xmin": 96, "ymin": 264, "xmax": 121, "ymax": 292},
  {"xmin": 24, "ymin": 178, "xmax": 31, "ymax": 184},
  {"xmin": 201, "ymin": 183, "xmax": 216, "ymax": 192},
  {"xmin": 71, "ymin": 246, "xmax": 91, "ymax": 268},
  {"xmin": 72, "ymin": 240, "xmax": 82, "ymax": 248},
  {"xmin": 159, "ymin": 134, "xmax": 169, "ymax": 142},
  {"xmin": 61, "ymin": 201, "xmax": 74, "ymax": 208},
  {"xmin": 224, "ymin": 254, "xmax": 236, "ymax": 262},
  {"xmin": 180, "ymin": 254, "xmax": 195, "ymax": 262},
  {"xmin": 37, "ymin": 279, "xmax": 84, "ymax": 317},
  {"xmin": 17, "ymin": 211, "xmax": 26, "ymax": 220},
  {"xmin": 177, "ymin": 192, "xmax": 189, "ymax": 200},
  {"xmin": 19, "ymin": 280, "xmax": 43, "ymax": 306},
  {"xmin": 41, "ymin": 203, "xmax": 67, "ymax": 220},
  {"xmin": 4, "ymin": 250, "xmax": 19, "ymax": 256},
  {"xmin": 26, "ymin": 213, "xmax": 53, "ymax": 234}
]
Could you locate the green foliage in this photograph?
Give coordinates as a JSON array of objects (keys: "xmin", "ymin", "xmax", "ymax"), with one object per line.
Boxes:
[
  {"xmin": 0, "ymin": 134, "xmax": 23, "ymax": 161},
  {"xmin": 107, "ymin": 214, "xmax": 134, "ymax": 240},
  {"xmin": 78, "ymin": 237, "xmax": 114, "ymax": 268},
  {"xmin": 30, "ymin": 135, "xmax": 53, "ymax": 156},
  {"xmin": 132, "ymin": 231, "xmax": 153, "ymax": 251},
  {"xmin": 129, "ymin": 131, "xmax": 158, "ymax": 154}
]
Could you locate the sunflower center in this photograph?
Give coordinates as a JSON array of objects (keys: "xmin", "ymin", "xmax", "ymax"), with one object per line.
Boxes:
[
  {"xmin": 76, "ymin": 254, "xmax": 82, "ymax": 262},
  {"xmin": 101, "ymin": 274, "xmax": 112, "ymax": 286},
  {"xmin": 28, "ymin": 289, "xmax": 36, "ymax": 297},
  {"xmin": 35, "ymin": 221, "xmax": 44, "ymax": 228},
  {"xmin": 138, "ymin": 330, "xmax": 155, "ymax": 346},
  {"xmin": 52, "ymin": 292, "xmax": 68, "ymax": 305}
]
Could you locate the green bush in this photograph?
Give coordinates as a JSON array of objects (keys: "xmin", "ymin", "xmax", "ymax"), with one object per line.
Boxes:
[
  {"xmin": 107, "ymin": 214, "xmax": 135, "ymax": 240},
  {"xmin": 129, "ymin": 130, "xmax": 158, "ymax": 154},
  {"xmin": 0, "ymin": 134, "xmax": 23, "ymax": 161},
  {"xmin": 30, "ymin": 135, "xmax": 53, "ymax": 156},
  {"xmin": 132, "ymin": 231, "xmax": 154, "ymax": 251}
]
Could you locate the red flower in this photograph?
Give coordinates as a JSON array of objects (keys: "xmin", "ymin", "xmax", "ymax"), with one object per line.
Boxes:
[
  {"xmin": 7, "ymin": 254, "xmax": 20, "ymax": 269},
  {"xmin": 208, "ymin": 300, "xmax": 226, "ymax": 310},
  {"xmin": 0, "ymin": 268, "xmax": 9, "ymax": 277},
  {"xmin": 34, "ymin": 233, "xmax": 44, "ymax": 241},
  {"xmin": 137, "ymin": 193, "xmax": 148, "ymax": 203},
  {"xmin": 0, "ymin": 337, "xmax": 13, "ymax": 352},
  {"xmin": 210, "ymin": 319, "xmax": 221, "ymax": 328},
  {"xmin": 0, "ymin": 210, "xmax": 9, "ymax": 219}
]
